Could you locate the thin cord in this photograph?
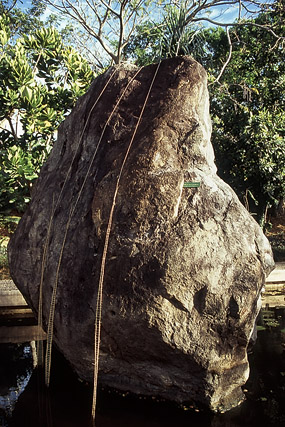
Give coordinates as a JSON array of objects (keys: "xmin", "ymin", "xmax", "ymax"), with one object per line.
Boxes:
[
  {"xmin": 38, "ymin": 70, "xmax": 117, "ymax": 374},
  {"xmin": 37, "ymin": 195, "xmax": 55, "ymax": 368},
  {"xmin": 44, "ymin": 66, "xmax": 143, "ymax": 387},
  {"xmin": 38, "ymin": 68, "xmax": 117, "ymax": 306},
  {"xmin": 91, "ymin": 60, "xmax": 162, "ymax": 425}
]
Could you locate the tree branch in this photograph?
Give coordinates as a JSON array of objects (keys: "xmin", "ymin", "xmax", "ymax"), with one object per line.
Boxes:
[
  {"xmin": 210, "ymin": 26, "xmax": 232, "ymax": 84},
  {"xmin": 191, "ymin": 16, "xmax": 285, "ymax": 40},
  {"xmin": 117, "ymin": 1, "xmax": 125, "ymax": 63},
  {"xmin": 41, "ymin": 0, "xmax": 284, "ymax": 68},
  {"xmin": 45, "ymin": 0, "xmax": 119, "ymax": 62},
  {"xmin": 98, "ymin": 0, "xmax": 120, "ymax": 18},
  {"xmin": 7, "ymin": 116, "xmax": 18, "ymax": 141}
]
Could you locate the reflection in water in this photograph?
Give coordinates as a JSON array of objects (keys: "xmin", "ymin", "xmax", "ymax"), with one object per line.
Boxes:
[
  {"xmin": 0, "ymin": 342, "xmax": 34, "ymax": 425},
  {"xmin": 244, "ymin": 306, "xmax": 285, "ymax": 426},
  {"xmin": 0, "ymin": 307, "xmax": 284, "ymax": 427}
]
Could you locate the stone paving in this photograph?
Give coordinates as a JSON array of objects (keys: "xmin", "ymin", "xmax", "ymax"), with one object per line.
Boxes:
[
  {"xmin": 266, "ymin": 262, "xmax": 285, "ymax": 283},
  {"xmin": 0, "ymin": 279, "xmax": 27, "ymax": 307},
  {"xmin": 0, "ymin": 279, "xmax": 18, "ymax": 292},
  {"xmin": 262, "ymin": 262, "xmax": 285, "ymax": 307}
]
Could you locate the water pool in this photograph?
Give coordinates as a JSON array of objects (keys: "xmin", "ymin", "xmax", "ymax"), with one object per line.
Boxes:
[{"xmin": 1, "ymin": 307, "xmax": 285, "ymax": 427}]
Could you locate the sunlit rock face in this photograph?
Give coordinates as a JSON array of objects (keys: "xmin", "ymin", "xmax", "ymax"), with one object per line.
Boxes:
[{"xmin": 8, "ymin": 56, "xmax": 274, "ymax": 412}]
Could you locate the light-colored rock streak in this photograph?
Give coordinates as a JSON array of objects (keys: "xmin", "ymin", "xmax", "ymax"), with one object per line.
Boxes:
[{"xmin": 173, "ymin": 178, "xmax": 184, "ymax": 219}]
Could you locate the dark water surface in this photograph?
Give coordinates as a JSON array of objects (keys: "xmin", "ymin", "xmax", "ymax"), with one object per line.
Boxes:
[{"xmin": 1, "ymin": 307, "xmax": 285, "ymax": 427}]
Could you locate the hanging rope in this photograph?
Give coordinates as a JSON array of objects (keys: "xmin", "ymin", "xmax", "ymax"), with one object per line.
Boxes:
[
  {"xmin": 45, "ymin": 203, "xmax": 74, "ymax": 385},
  {"xmin": 38, "ymin": 68, "xmax": 117, "ymax": 314},
  {"xmin": 91, "ymin": 60, "xmax": 162, "ymax": 425},
  {"xmin": 37, "ymin": 69, "xmax": 117, "ymax": 371},
  {"xmin": 42, "ymin": 2, "xmax": 167, "ymax": 391},
  {"xmin": 44, "ymin": 66, "xmax": 143, "ymax": 388},
  {"xmin": 37, "ymin": 195, "xmax": 55, "ymax": 368}
]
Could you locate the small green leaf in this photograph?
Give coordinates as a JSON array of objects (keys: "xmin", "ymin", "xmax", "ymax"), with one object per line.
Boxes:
[{"xmin": 21, "ymin": 86, "xmax": 33, "ymax": 102}]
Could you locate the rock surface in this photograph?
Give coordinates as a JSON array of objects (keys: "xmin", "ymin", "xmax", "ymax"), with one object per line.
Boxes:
[{"xmin": 8, "ymin": 56, "xmax": 274, "ymax": 412}]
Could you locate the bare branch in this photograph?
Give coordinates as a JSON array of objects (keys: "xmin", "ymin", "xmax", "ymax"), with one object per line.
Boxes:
[
  {"xmin": 85, "ymin": 0, "xmax": 98, "ymax": 16},
  {"xmin": 68, "ymin": 31, "xmax": 106, "ymax": 70},
  {"xmin": 41, "ymin": 0, "xmax": 284, "ymax": 67},
  {"xmin": 210, "ymin": 26, "xmax": 233, "ymax": 84},
  {"xmin": 7, "ymin": 116, "xmax": 18, "ymax": 141},
  {"xmin": 98, "ymin": 0, "xmax": 120, "ymax": 17},
  {"xmin": 238, "ymin": 0, "xmax": 241, "ymax": 20},
  {"xmin": 8, "ymin": 0, "xmax": 17, "ymax": 12},
  {"xmin": 191, "ymin": 16, "xmax": 285, "ymax": 40},
  {"xmin": 44, "ymin": 0, "xmax": 120, "ymax": 62},
  {"xmin": 117, "ymin": 1, "xmax": 125, "ymax": 62}
]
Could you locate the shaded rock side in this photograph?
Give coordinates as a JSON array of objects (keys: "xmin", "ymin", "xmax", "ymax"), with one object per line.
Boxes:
[{"xmin": 8, "ymin": 56, "xmax": 274, "ymax": 412}]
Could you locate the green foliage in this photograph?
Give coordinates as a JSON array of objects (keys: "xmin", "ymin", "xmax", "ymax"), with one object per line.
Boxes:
[
  {"xmin": 0, "ymin": 212, "xmax": 17, "ymax": 277},
  {"xmin": 2, "ymin": 0, "xmax": 46, "ymax": 38},
  {"xmin": 0, "ymin": 244, "xmax": 9, "ymax": 273},
  {"xmin": 0, "ymin": 11, "xmax": 95, "ymax": 213},
  {"xmin": 205, "ymin": 9, "xmax": 285, "ymax": 225},
  {"xmin": 269, "ymin": 235, "xmax": 285, "ymax": 261},
  {"xmin": 124, "ymin": 6, "xmax": 205, "ymax": 66},
  {"xmin": 0, "ymin": 214, "xmax": 20, "ymax": 230},
  {"xmin": 0, "ymin": 145, "xmax": 38, "ymax": 211},
  {"xmin": 160, "ymin": 6, "xmax": 204, "ymax": 60}
]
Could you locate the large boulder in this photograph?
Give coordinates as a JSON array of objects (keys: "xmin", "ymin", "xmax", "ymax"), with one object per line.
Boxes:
[{"xmin": 8, "ymin": 56, "xmax": 274, "ymax": 412}]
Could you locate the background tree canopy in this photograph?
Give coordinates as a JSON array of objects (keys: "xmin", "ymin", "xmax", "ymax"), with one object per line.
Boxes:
[
  {"xmin": 0, "ymin": 3, "xmax": 95, "ymax": 212},
  {"xmin": 203, "ymin": 8, "xmax": 285, "ymax": 226},
  {"xmin": 39, "ymin": 0, "xmax": 284, "ymax": 71}
]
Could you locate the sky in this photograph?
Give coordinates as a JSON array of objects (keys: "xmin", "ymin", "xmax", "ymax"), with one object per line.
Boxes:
[
  {"xmin": 17, "ymin": 0, "xmax": 33, "ymax": 8},
  {"xmin": 17, "ymin": 0, "xmax": 262, "ymax": 24}
]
